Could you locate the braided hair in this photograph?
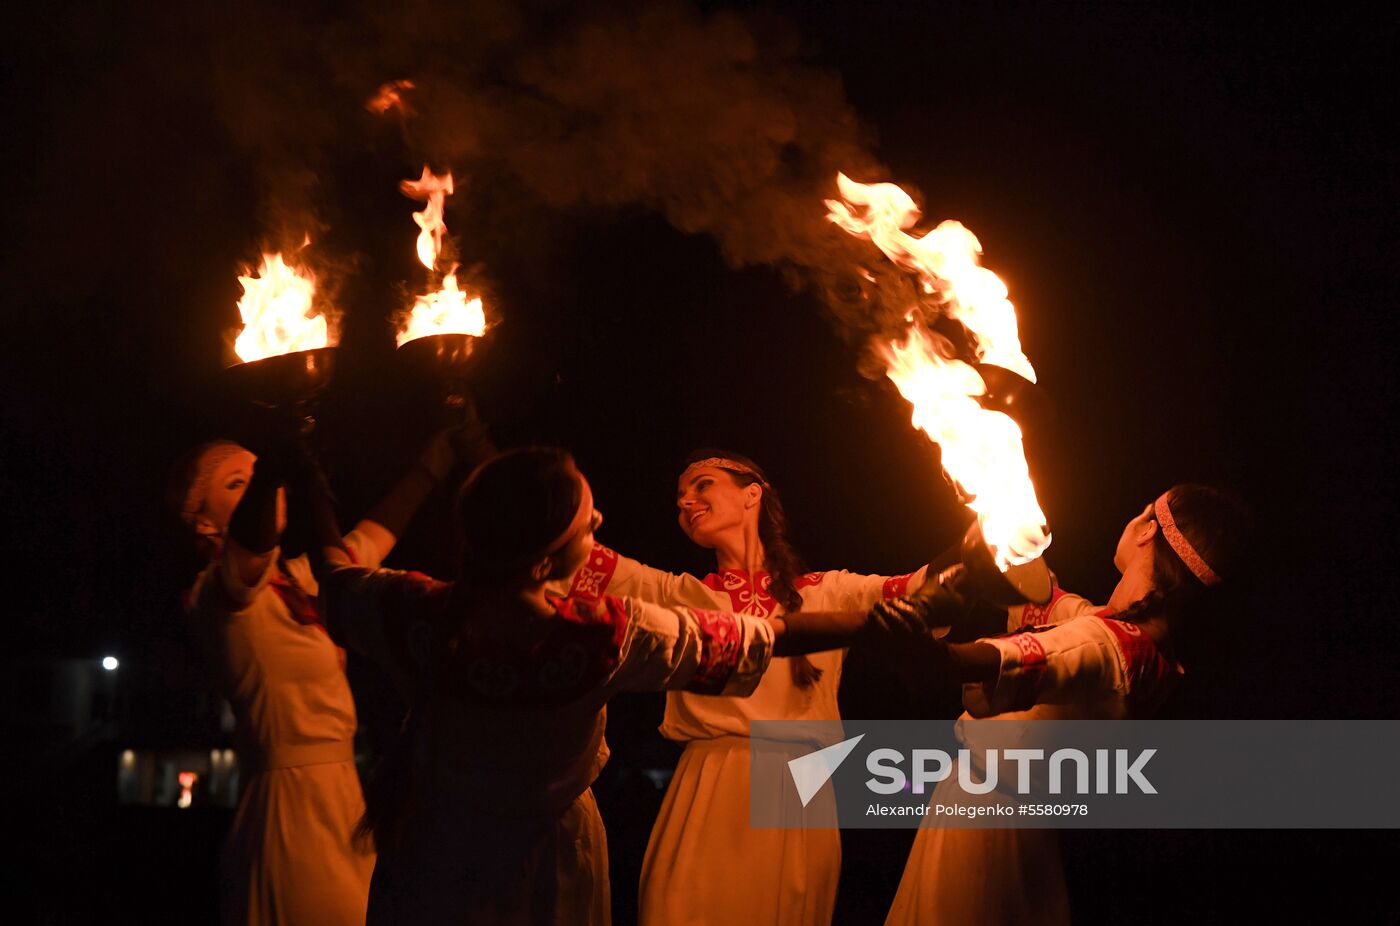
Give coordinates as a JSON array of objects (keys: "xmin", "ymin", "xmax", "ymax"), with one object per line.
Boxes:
[{"xmin": 682, "ymin": 449, "xmax": 824, "ymax": 689}]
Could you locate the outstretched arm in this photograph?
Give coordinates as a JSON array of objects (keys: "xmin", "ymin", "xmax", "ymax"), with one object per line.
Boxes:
[{"xmin": 772, "ymin": 568, "xmax": 975, "ymax": 656}]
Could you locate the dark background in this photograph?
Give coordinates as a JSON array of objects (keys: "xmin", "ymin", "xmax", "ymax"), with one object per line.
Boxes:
[{"xmin": 3, "ymin": 1, "xmax": 1396, "ymax": 922}]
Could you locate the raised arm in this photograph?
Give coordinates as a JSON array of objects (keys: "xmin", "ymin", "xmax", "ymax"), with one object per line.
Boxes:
[
  {"xmin": 353, "ymin": 417, "xmax": 497, "ymax": 564},
  {"xmin": 223, "ymin": 455, "xmax": 284, "ymax": 588}
]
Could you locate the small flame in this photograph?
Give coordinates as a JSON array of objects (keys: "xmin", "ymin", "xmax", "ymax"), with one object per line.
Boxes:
[
  {"xmin": 367, "ymin": 79, "xmax": 415, "ymax": 116},
  {"xmin": 396, "ymin": 166, "xmax": 487, "ymax": 344},
  {"xmin": 400, "ymin": 166, "xmax": 454, "ymax": 271},
  {"xmin": 827, "ymin": 173, "xmax": 1049, "ymax": 569},
  {"xmin": 232, "ymin": 253, "xmax": 329, "ymax": 363}
]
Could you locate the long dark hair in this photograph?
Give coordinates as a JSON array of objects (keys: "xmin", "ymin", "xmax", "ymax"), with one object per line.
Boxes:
[
  {"xmin": 683, "ymin": 449, "xmax": 823, "ymax": 689},
  {"xmin": 359, "ymin": 447, "xmax": 583, "ymax": 852},
  {"xmin": 1112, "ymin": 483, "xmax": 1251, "ymax": 640}
]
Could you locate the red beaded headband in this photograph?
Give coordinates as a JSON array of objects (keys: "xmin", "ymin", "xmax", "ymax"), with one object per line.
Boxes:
[{"xmin": 1154, "ymin": 494, "xmax": 1221, "ymax": 587}]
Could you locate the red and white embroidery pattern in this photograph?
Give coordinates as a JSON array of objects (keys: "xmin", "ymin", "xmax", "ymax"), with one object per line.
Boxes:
[
  {"xmin": 1018, "ymin": 586, "xmax": 1070, "ymax": 628},
  {"xmin": 685, "ymin": 608, "xmax": 744, "ymax": 695},
  {"xmin": 703, "ymin": 571, "xmax": 778, "ymax": 617},
  {"xmin": 1094, "ymin": 616, "xmax": 1176, "ymax": 710},
  {"xmin": 1008, "ymin": 630, "xmax": 1049, "ymax": 710},
  {"xmin": 881, "ymin": 572, "xmax": 917, "ymax": 599},
  {"xmin": 570, "ymin": 544, "xmax": 620, "ymax": 601}
]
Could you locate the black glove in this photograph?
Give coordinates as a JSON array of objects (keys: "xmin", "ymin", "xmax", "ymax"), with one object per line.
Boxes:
[
  {"xmin": 866, "ymin": 565, "xmax": 971, "ymax": 636},
  {"xmin": 235, "ymin": 402, "xmax": 317, "ymax": 482},
  {"xmin": 444, "ymin": 393, "xmax": 497, "ymax": 472}
]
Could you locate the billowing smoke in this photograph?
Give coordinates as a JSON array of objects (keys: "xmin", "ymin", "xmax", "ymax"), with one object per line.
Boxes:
[{"xmin": 211, "ymin": 0, "xmax": 921, "ymax": 351}]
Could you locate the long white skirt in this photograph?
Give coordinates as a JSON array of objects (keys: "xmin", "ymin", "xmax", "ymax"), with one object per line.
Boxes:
[
  {"xmin": 640, "ymin": 735, "xmax": 840, "ymax": 926},
  {"xmin": 220, "ymin": 759, "xmax": 375, "ymax": 926},
  {"xmin": 884, "ymin": 772, "xmax": 1069, "ymax": 926}
]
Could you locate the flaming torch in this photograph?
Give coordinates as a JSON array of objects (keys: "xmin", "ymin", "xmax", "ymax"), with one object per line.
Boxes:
[
  {"xmin": 223, "ymin": 251, "xmax": 335, "ymax": 419},
  {"xmin": 827, "ymin": 173, "xmax": 1051, "ymax": 606},
  {"xmin": 394, "ymin": 166, "xmax": 487, "ymax": 421}
]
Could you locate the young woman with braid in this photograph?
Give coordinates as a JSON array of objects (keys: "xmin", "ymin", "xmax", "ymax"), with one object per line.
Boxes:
[
  {"xmin": 314, "ymin": 447, "xmax": 943, "ymax": 925},
  {"xmin": 880, "ymin": 483, "xmax": 1251, "ymax": 926},
  {"xmin": 555, "ymin": 450, "xmax": 931, "ymax": 926}
]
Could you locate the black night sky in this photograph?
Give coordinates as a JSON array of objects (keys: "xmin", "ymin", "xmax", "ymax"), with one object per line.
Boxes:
[{"xmin": 4, "ymin": 1, "xmax": 1397, "ymax": 921}]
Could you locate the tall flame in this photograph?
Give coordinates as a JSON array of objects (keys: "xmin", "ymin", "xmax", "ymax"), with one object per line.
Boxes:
[
  {"xmin": 396, "ymin": 166, "xmax": 486, "ymax": 345},
  {"xmin": 232, "ymin": 253, "xmax": 329, "ymax": 363},
  {"xmin": 827, "ymin": 173, "xmax": 1049, "ymax": 569}
]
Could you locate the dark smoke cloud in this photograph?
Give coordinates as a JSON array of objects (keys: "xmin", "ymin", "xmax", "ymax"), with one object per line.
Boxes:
[{"xmin": 208, "ymin": 0, "xmax": 919, "ymax": 349}]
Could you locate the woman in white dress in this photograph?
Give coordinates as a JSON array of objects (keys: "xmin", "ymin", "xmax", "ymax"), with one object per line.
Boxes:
[
  {"xmin": 881, "ymin": 482, "xmax": 1251, "ymax": 926},
  {"xmin": 172, "ymin": 427, "xmax": 476, "ymax": 926},
  {"xmin": 559, "ymin": 449, "xmax": 929, "ymax": 926},
  {"xmin": 319, "ymin": 447, "xmax": 938, "ymax": 926}
]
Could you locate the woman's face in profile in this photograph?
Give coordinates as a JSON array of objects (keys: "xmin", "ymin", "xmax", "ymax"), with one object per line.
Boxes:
[{"xmin": 1113, "ymin": 503, "xmax": 1157, "ymax": 574}]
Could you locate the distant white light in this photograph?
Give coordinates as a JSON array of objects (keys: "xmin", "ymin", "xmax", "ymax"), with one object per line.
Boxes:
[{"xmin": 102, "ymin": 656, "xmax": 119, "ymax": 671}]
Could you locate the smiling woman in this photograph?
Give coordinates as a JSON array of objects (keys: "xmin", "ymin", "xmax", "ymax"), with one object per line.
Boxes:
[{"xmin": 554, "ymin": 448, "xmax": 932, "ymax": 926}]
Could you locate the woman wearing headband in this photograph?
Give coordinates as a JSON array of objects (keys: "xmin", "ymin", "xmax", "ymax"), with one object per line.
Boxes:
[
  {"xmin": 881, "ymin": 483, "xmax": 1250, "ymax": 926},
  {"xmin": 169, "ymin": 426, "xmax": 485, "ymax": 926},
  {"xmin": 317, "ymin": 448, "xmax": 943, "ymax": 925},
  {"xmin": 556, "ymin": 449, "xmax": 931, "ymax": 926}
]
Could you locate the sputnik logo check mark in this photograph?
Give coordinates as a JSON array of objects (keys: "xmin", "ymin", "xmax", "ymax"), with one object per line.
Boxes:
[{"xmin": 787, "ymin": 734, "xmax": 865, "ymax": 807}]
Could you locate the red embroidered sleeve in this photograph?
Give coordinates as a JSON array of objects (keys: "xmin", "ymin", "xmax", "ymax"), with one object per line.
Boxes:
[
  {"xmin": 1015, "ymin": 586, "xmax": 1070, "ymax": 629},
  {"xmin": 685, "ymin": 608, "xmax": 746, "ymax": 695},
  {"xmin": 569, "ymin": 544, "xmax": 620, "ymax": 601},
  {"xmin": 881, "ymin": 572, "xmax": 917, "ymax": 599},
  {"xmin": 1093, "ymin": 616, "xmax": 1177, "ymax": 712}
]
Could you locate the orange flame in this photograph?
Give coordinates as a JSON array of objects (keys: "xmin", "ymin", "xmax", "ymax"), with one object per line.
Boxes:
[
  {"xmin": 827, "ymin": 173, "xmax": 1035, "ymax": 382},
  {"xmin": 827, "ymin": 173, "xmax": 1049, "ymax": 569},
  {"xmin": 396, "ymin": 166, "xmax": 487, "ymax": 345},
  {"xmin": 397, "ymin": 270, "xmax": 486, "ymax": 346},
  {"xmin": 232, "ymin": 253, "xmax": 329, "ymax": 363},
  {"xmin": 400, "ymin": 166, "xmax": 454, "ymax": 270},
  {"xmin": 367, "ymin": 79, "xmax": 415, "ymax": 116}
]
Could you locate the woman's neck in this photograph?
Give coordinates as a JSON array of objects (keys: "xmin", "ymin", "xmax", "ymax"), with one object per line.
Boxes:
[
  {"xmin": 712, "ymin": 523, "xmax": 766, "ymax": 574},
  {"xmin": 1108, "ymin": 561, "xmax": 1154, "ymax": 613}
]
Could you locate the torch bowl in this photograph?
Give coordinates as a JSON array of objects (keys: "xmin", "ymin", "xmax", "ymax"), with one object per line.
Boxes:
[
  {"xmin": 974, "ymin": 364, "xmax": 1055, "ymax": 433},
  {"xmin": 959, "ymin": 519, "xmax": 1052, "ymax": 607},
  {"xmin": 397, "ymin": 333, "xmax": 476, "ymax": 379},
  {"xmin": 224, "ymin": 347, "xmax": 336, "ymax": 408}
]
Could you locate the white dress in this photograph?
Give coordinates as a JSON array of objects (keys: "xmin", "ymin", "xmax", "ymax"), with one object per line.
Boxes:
[
  {"xmin": 322, "ymin": 565, "xmax": 778, "ymax": 926},
  {"xmin": 562, "ymin": 544, "xmax": 925, "ymax": 926},
  {"xmin": 883, "ymin": 589, "xmax": 1182, "ymax": 926},
  {"xmin": 187, "ymin": 530, "xmax": 386, "ymax": 926}
]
